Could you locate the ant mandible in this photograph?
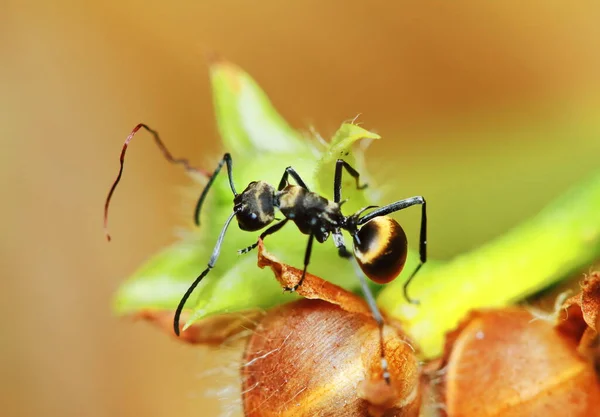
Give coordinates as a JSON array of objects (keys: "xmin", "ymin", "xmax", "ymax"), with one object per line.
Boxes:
[{"xmin": 104, "ymin": 124, "xmax": 427, "ymax": 381}]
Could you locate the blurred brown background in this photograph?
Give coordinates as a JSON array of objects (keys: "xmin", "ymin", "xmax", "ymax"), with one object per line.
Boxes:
[{"xmin": 2, "ymin": 1, "xmax": 600, "ymax": 416}]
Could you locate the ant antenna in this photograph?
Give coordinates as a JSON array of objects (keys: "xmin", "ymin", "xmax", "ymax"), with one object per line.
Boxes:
[
  {"xmin": 193, "ymin": 153, "xmax": 238, "ymax": 226},
  {"xmin": 174, "ymin": 210, "xmax": 238, "ymax": 335},
  {"xmin": 104, "ymin": 123, "xmax": 210, "ymax": 241}
]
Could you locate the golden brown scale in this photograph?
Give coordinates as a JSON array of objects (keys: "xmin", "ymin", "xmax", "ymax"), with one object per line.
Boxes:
[
  {"xmin": 277, "ymin": 184, "xmax": 303, "ymax": 211},
  {"xmin": 252, "ymin": 182, "xmax": 276, "ymax": 225},
  {"xmin": 353, "ymin": 217, "xmax": 408, "ymax": 284}
]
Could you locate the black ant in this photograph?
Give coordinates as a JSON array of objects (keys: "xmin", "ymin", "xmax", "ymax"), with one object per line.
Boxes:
[{"xmin": 105, "ymin": 124, "xmax": 427, "ymax": 384}]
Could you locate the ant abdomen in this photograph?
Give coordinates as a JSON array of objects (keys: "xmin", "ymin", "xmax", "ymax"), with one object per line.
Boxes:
[{"xmin": 353, "ymin": 216, "xmax": 408, "ymax": 284}]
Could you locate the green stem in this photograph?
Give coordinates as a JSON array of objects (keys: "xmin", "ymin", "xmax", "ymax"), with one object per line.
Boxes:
[{"xmin": 378, "ymin": 170, "xmax": 600, "ymax": 358}]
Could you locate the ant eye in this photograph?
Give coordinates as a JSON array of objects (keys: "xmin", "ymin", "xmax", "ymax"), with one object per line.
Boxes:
[
  {"xmin": 353, "ymin": 217, "xmax": 408, "ymax": 284},
  {"xmin": 250, "ymin": 213, "xmax": 258, "ymax": 220}
]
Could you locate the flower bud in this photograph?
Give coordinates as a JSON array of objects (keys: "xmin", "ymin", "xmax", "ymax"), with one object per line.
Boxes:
[
  {"xmin": 241, "ymin": 298, "xmax": 420, "ymax": 417},
  {"xmin": 441, "ymin": 308, "xmax": 600, "ymax": 416}
]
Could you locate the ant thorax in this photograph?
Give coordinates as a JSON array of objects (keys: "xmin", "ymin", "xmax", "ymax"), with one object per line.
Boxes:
[{"xmin": 276, "ymin": 185, "xmax": 344, "ymax": 242}]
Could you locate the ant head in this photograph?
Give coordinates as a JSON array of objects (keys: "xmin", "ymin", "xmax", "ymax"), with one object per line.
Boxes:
[
  {"xmin": 352, "ymin": 216, "xmax": 408, "ymax": 284},
  {"xmin": 234, "ymin": 181, "xmax": 276, "ymax": 231}
]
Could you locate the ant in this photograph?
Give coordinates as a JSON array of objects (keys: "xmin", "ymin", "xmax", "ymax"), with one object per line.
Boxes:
[{"xmin": 105, "ymin": 124, "xmax": 427, "ymax": 384}]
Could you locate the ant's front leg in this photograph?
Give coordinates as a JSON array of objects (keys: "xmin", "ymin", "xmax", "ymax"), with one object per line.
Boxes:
[
  {"xmin": 193, "ymin": 153, "xmax": 238, "ymax": 226},
  {"xmin": 238, "ymin": 219, "xmax": 289, "ymax": 254},
  {"xmin": 278, "ymin": 167, "xmax": 310, "ymax": 191}
]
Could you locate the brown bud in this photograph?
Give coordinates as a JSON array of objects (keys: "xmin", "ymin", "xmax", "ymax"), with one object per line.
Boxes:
[
  {"xmin": 241, "ymin": 298, "xmax": 420, "ymax": 417},
  {"xmin": 556, "ymin": 271, "xmax": 600, "ymax": 366},
  {"xmin": 440, "ymin": 308, "xmax": 600, "ymax": 417}
]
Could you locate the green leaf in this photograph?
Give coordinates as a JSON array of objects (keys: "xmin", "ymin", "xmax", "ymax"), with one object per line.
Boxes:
[
  {"xmin": 315, "ymin": 123, "xmax": 380, "ymax": 212},
  {"xmin": 113, "ymin": 238, "xmax": 205, "ymax": 314},
  {"xmin": 321, "ymin": 123, "xmax": 381, "ymax": 164},
  {"xmin": 210, "ymin": 59, "xmax": 307, "ymax": 155},
  {"xmin": 183, "ymin": 255, "xmax": 300, "ymax": 331}
]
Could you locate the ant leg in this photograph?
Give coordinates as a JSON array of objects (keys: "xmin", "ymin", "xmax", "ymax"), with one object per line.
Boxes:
[
  {"xmin": 193, "ymin": 154, "xmax": 238, "ymax": 226},
  {"xmin": 286, "ymin": 233, "xmax": 315, "ymax": 291},
  {"xmin": 332, "ymin": 230, "xmax": 352, "ymax": 259},
  {"xmin": 353, "ymin": 261, "xmax": 391, "ymax": 384},
  {"xmin": 358, "ymin": 196, "xmax": 427, "ymax": 304},
  {"xmin": 104, "ymin": 123, "xmax": 211, "ymax": 241},
  {"xmin": 334, "ymin": 159, "xmax": 368, "ymax": 203},
  {"xmin": 238, "ymin": 219, "xmax": 289, "ymax": 254},
  {"xmin": 278, "ymin": 167, "xmax": 310, "ymax": 191},
  {"xmin": 333, "ymin": 226, "xmax": 391, "ymax": 383},
  {"xmin": 174, "ymin": 210, "xmax": 237, "ymax": 336}
]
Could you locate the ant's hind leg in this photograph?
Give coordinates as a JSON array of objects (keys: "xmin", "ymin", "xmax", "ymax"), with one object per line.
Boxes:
[
  {"xmin": 332, "ymin": 231, "xmax": 352, "ymax": 259},
  {"xmin": 238, "ymin": 219, "xmax": 289, "ymax": 254},
  {"xmin": 337, "ymin": 228, "xmax": 392, "ymax": 385},
  {"xmin": 356, "ymin": 268, "xmax": 391, "ymax": 384},
  {"xmin": 358, "ymin": 196, "xmax": 427, "ymax": 304}
]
